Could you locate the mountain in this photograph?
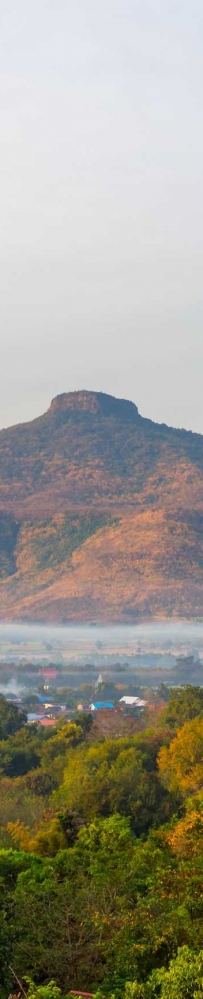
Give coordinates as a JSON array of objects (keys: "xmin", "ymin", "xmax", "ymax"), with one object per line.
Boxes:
[{"xmin": 0, "ymin": 389, "xmax": 203, "ymax": 622}]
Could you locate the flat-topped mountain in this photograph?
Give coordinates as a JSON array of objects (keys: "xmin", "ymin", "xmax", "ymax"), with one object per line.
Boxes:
[
  {"xmin": 49, "ymin": 390, "xmax": 139, "ymax": 419},
  {"xmin": 0, "ymin": 390, "xmax": 203, "ymax": 621}
]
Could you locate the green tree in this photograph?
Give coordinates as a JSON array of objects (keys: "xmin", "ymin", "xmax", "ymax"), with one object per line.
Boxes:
[
  {"xmin": 24, "ymin": 980, "xmax": 66, "ymax": 999},
  {"xmin": 160, "ymin": 686, "xmax": 203, "ymax": 732},
  {"xmin": 0, "ymin": 900, "xmax": 12, "ymax": 997},
  {"xmin": 59, "ymin": 737, "xmax": 167, "ymax": 834},
  {"xmin": 150, "ymin": 945, "xmax": 203, "ymax": 998},
  {"xmin": 0, "ymin": 726, "xmax": 41, "ymax": 777},
  {"xmin": 0, "ymin": 695, "xmax": 27, "ymax": 739}
]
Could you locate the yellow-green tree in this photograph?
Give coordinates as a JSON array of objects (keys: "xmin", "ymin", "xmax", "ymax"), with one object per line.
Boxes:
[{"xmin": 158, "ymin": 716, "xmax": 203, "ymax": 796}]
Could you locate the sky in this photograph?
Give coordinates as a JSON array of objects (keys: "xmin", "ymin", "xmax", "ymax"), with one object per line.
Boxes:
[{"xmin": 0, "ymin": 0, "xmax": 203, "ymax": 433}]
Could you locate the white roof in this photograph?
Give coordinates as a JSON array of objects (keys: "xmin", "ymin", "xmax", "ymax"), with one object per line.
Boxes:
[{"xmin": 119, "ymin": 696, "xmax": 147, "ymax": 707}]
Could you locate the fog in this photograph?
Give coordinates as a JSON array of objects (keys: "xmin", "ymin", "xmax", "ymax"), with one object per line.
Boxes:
[
  {"xmin": 0, "ymin": 621, "xmax": 203, "ymax": 659},
  {"xmin": 0, "ymin": 678, "xmax": 24, "ymax": 697}
]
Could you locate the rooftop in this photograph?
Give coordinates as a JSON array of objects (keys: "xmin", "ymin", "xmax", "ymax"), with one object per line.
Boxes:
[
  {"xmin": 119, "ymin": 696, "xmax": 147, "ymax": 707},
  {"xmin": 27, "ymin": 712, "xmax": 45, "ymax": 722},
  {"xmin": 39, "ymin": 718, "xmax": 56, "ymax": 727},
  {"xmin": 90, "ymin": 701, "xmax": 114, "ymax": 710}
]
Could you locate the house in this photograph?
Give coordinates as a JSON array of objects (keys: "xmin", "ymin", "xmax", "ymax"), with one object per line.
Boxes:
[
  {"xmin": 37, "ymin": 695, "xmax": 53, "ymax": 705},
  {"xmin": 40, "ymin": 668, "xmax": 57, "ymax": 679},
  {"xmin": 90, "ymin": 701, "xmax": 114, "ymax": 711},
  {"xmin": 39, "ymin": 701, "xmax": 53, "ymax": 709},
  {"xmin": 119, "ymin": 696, "xmax": 147, "ymax": 708},
  {"xmin": 39, "ymin": 718, "xmax": 56, "ymax": 727},
  {"xmin": 27, "ymin": 712, "xmax": 46, "ymax": 723}
]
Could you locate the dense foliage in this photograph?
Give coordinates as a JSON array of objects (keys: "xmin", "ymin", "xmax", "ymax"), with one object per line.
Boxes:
[{"xmin": 2, "ymin": 688, "xmax": 203, "ymax": 997}]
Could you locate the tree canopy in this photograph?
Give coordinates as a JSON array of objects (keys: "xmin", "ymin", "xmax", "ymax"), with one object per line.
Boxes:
[{"xmin": 1, "ymin": 688, "xmax": 203, "ymax": 996}]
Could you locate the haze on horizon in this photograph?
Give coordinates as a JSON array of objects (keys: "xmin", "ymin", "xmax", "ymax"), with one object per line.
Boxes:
[
  {"xmin": 1, "ymin": 620, "xmax": 203, "ymax": 652},
  {"xmin": 0, "ymin": 1, "xmax": 203, "ymax": 434}
]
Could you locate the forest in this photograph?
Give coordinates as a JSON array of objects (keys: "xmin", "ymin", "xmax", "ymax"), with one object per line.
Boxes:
[{"xmin": 1, "ymin": 687, "xmax": 203, "ymax": 998}]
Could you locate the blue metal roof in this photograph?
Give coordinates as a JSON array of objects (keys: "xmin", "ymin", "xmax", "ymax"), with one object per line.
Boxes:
[
  {"xmin": 37, "ymin": 695, "xmax": 53, "ymax": 703},
  {"xmin": 91, "ymin": 701, "xmax": 114, "ymax": 709}
]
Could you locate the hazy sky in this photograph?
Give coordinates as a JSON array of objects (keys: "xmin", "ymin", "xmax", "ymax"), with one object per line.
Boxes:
[{"xmin": 0, "ymin": 1, "xmax": 203, "ymax": 432}]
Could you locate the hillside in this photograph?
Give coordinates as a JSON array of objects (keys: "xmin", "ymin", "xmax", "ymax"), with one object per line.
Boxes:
[{"xmin": 0, "ymin": 389, "xmax": 203, "ymax": 621}]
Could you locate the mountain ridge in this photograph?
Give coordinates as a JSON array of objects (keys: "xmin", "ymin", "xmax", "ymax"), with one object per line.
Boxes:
[
  {"xmin": 0, "ymin": 390, "xmax": 203, "ymax": 622},
  {"xmin": 2, "ymin": 389, "xmax": 201, "ymax": 437}
]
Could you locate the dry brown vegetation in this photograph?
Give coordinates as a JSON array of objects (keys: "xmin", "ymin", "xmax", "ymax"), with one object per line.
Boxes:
[{"xmin": 0, "ymin": 390, "xmax": 203, "ymax": 620}]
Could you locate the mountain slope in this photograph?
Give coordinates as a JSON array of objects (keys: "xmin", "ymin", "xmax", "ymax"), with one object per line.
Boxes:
[{"xmin": 0, "ymin": 390, "xmax": 203, "ymax": 621}]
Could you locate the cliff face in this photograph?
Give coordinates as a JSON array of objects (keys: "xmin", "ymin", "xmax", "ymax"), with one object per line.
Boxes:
[{"xmin": 0, "ymin": 390, "xmax": 203, "ymax": 622}]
